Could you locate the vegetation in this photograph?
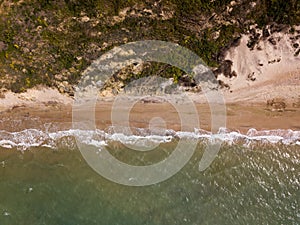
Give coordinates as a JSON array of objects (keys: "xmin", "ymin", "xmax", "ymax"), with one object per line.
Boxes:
[
  {"xmin": 257, "ymin": 0, "xmax": 300, "ymax": 26},
  {"xmin": 0, "ymin": 0, "xmax": 299, "ymax": 93}
]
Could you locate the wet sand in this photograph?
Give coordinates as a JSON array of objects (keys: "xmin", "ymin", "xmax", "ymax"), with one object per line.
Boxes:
[{"xmin": 0, "ymin": 101, "xmax": 299, "ymax": 133}]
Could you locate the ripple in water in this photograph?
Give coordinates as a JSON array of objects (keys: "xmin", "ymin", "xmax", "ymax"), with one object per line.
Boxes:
[{"xmin": 0, "ymin": 127, "xmax": 299, "ymax": 224}]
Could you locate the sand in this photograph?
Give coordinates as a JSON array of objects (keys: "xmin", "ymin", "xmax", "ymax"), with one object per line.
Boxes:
[
  {"xmin": 0, "ymin": 67, "xmax": 300, "ymax": 134},
  {"xmin": 0, "ymin": 96, "xmax": 299, "ymax": 134},
  {"xmin": 217, "ymin": 31, "xmax": 300, "ymax": 103},
  {"xmin": 0, "ymin": 87, "xmax": 73, "ymax": 112},
  {"xmin": 1, "ymin": 29, "xmax": 300, "ymax": 134}
]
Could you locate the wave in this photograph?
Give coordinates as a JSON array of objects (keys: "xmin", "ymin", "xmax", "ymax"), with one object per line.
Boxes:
[{"xmin": 0, "ymin": 127, "xmax": 299, "ymax": 151}]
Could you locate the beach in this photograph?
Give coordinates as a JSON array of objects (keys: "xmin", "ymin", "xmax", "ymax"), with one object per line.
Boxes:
[
  {"xmin": 0, "ymin": 71, "xmax": 299, "ymax": 225},
  {"xmin": 1, "ymin": 96, "xmax": 299, "ymax": 225},
  {"xmin": 0, "ymin": 68, "xmax": 299, "ymax": 133},
  {"xmin": 0, "ymin": 100, "xmax": 300, "ymax": 133},
  {"xmin": 0, "ymin": 44, "xmax": 299, "ymax": 225},
  {"xmin": 1, "ymin": 0, "xmax": 300, "ymax": 224}
]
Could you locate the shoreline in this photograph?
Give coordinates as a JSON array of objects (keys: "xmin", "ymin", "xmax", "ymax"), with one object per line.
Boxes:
[
  {"xmin": 0, "ymin": 100, "xmax": 299, "ymax": 152},
  {"xmin": 0, "ymin": 99, "xmax": 299, "ymax": 134}
]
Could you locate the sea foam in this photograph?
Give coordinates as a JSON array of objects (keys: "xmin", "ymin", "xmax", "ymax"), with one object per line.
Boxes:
[{"xmin": 0, "ymin": 127, "xmax": 299, "ymax": 150}]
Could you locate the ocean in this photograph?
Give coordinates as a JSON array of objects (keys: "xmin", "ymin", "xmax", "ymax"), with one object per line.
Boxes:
[{"xmin": 0, "ymin": 127, "xmax": 299, "ymax": 225}]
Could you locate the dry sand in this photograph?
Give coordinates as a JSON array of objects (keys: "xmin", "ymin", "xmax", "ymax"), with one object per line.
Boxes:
[{"xmin": 217, "ymin": 31, "xmax": 300, "ymax": 103}]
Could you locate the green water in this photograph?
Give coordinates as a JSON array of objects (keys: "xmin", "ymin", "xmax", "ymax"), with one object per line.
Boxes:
[{"xmin": 0, "ymin": 143, "xmax": 299, "ymax": 225}]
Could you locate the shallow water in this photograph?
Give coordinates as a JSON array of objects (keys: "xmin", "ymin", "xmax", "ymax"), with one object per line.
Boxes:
[{"xmin": 0, "ymin": 129, "xmax": 299, "ymax": 225}]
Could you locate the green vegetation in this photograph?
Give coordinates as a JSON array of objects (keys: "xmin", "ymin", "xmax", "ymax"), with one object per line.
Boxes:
[
  {"xmin": 256, "ymin": 0, "xmax": 300, "ymax": 26},
  {"xmin": 0, "ymin": 0, "xmax": 299, "ymax": 93}
]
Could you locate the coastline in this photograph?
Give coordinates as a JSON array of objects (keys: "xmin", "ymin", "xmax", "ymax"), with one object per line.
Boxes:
[
  {"xmin": 0, "ymin": 69, "xmax": 299, "ymax": 134},
  {"xmin": 1, "ymin": 97, "xmax": 299, "ymax": 134}
]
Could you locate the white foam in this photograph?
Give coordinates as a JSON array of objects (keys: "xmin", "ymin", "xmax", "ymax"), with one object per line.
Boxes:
[
  {"xmin": 0, "ymin": 127, "xmax": 299, "ymax": 150},
  {"xmin": 0, "ymin": 140, "xmax": 14, "ymax": 149}
]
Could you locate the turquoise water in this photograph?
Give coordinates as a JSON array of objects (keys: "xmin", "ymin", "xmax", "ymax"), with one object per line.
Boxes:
[{"xmin": 0, "ymin": 140, "xmax": 299, "ymax": 225}]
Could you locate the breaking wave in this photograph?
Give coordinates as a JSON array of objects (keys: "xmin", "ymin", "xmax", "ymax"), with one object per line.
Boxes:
[{"xmin": 0, "ymin": 127, "xmax": 299, "ymax": 151}]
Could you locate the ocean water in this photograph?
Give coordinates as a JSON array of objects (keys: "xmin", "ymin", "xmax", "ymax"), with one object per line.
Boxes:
[{"xmin": 0, "ymin": 128, "xmax": 299, "ymax": 225}]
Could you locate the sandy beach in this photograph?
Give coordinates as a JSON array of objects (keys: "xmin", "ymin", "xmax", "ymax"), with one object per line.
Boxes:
[
  {"xmin": 1, "ymin": 2, "xmax": 300, "ymax": 224},
  {"xmin": 0, "ymin": 91, "xmax": 299, "ymax": 134},
  {"xmin": 0, "ymin": 67, "xmax": 299, "ymax": 134}
]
